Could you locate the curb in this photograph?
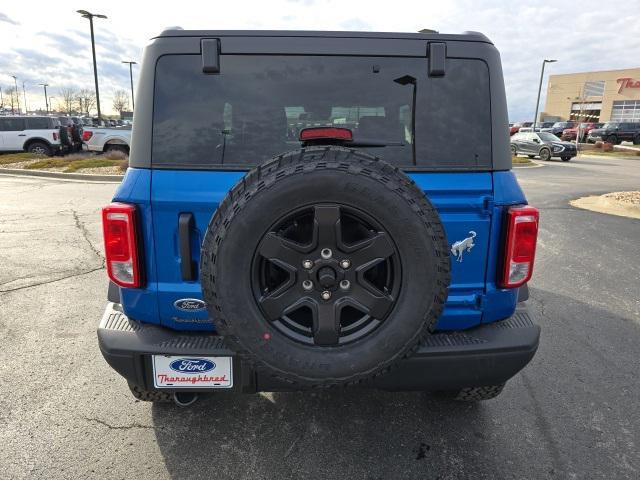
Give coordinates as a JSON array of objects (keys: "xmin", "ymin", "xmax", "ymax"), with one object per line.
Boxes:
[
  {"xmin": 513, "ymin": 161, "xmax": 544, "ymax": 168},
  {"xmin": 570, "ymin": 193, "xmax": 640, "ymax": 220},
  {"xmin": 0, "ymin": 168, "xmax": 124, "ymax": 183}
]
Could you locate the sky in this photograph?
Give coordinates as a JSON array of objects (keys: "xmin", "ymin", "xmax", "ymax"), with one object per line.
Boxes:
[{"xmin": 1, "ymin": 0, "xmax": 639, "ymax": 119}]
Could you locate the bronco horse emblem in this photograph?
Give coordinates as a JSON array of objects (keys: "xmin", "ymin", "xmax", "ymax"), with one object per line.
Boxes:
[{"xmin": 451, "ymin": 231, "xmax": 477, "ymax": 262}]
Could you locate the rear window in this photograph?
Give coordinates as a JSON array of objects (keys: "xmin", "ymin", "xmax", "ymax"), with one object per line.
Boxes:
[
  {"xmin": 153, "ymin": 55, "xmax": 491, "ymax": 170},
  {"xmin": 25, "ymin": 117, "xmax": 52, "ymax": 130}
]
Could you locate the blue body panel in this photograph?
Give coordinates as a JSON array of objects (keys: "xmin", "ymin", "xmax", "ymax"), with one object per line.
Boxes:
[{"xmin": 113, "ymin": 168, "xmax": 527, "ymax": 332}]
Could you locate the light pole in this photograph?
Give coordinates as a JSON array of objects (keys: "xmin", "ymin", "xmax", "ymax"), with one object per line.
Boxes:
[
  {"xmin": 77, "ymin": 10, "xmax": 107, "ymax": 120},
  {"xmin": 22, "ymin": 81, "xmax": 28, "ymax": 113},
  {"xmin": 11, "ymin": 75, "xmax": 19, "ymax": 114},
  {"xmin": 533, "ymin": 59, "xmax": 557, "ymax": 129},
  {"xmin": 39, "ymin": 83, "xmax": 49, "ymax": 113},
  {"xmin": 49, "ymin": 97, "xmax": 55, "ymax": 113},
  {"xmin": 121, "ymin": 61, "xmax": 137, "ymax": 111}
]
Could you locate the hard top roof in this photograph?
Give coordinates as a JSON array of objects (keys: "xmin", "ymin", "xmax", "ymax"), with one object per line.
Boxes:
[{"xmin": 154, "ymin": 29, "xmax": 492, "ymax": 44}]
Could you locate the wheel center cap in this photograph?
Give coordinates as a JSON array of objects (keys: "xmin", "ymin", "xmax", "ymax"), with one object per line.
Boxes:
[{"xmin": 317, "ymin": 266, "xmax": 337, "ymax": 288}]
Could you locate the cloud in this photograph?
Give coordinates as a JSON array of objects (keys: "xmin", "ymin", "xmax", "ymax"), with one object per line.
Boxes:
[
  {"xmin": 340, "ymin": 18, "xmax": 373, "ymax": 31},
  {"xmin": 1, "ymin": 0, "xmax": 639, "ymax": 117},
  {"xmin": 0, "ymin": 12, "xmax": 19, "ymax": 25}
]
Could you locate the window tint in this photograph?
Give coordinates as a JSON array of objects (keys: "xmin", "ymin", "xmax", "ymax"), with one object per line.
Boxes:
[
  {"xmin": 0, "ymin": 117, "xmax": 26, "ymax": 131},
  {"xmin": 25, "ymin": 117, "xmax": 51, "ymax": 130},
  {"xmin": 153, "ymin": 55, "xmax": 491, "ymax": 170},
  {"xmin": 414, "ymin": 58, "xmax": 491, "ymax": 168}
]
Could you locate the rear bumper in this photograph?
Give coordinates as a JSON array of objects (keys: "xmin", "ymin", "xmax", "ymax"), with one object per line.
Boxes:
[{"xmin": 98, "ymin": 303, "xmax": 540, "ymax": 393}]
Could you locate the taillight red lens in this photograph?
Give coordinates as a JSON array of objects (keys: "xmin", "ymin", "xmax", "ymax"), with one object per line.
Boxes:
[
  {"xmin": 500, "ymin": 205, "xmax": 539, "ymax": 288},
  {"xmin": 82, "ymin": 131, "xmax": 93, "ymax": 141},
  {"xmin": 102, "ymin": 203, "xmax": 141, "ymax": 288},
  {"xmin": 53, "ymin": 132, "xmax": 58, "ymax": 141},
  {"xmin": 299, "ymin": 127, "xmax": 353, "ymax": 141}
]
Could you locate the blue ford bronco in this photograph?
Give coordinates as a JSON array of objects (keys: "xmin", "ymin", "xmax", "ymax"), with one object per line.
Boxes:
[{"xmin": 98, "ymin": 29, "xmax": 540, "ymax": 406}]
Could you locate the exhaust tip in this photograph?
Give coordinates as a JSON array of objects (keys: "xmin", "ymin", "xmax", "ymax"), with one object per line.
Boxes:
[{"xmin": 173, "ymin": 392, "xmax": 198, "ymax": 407}]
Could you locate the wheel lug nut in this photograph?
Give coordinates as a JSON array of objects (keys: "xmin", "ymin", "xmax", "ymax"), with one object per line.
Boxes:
[
  {"xmin": 340, "ymin": 280, "xmax": 350, "ymax": 290},
  {"xmin": 302, "ymin": 259, "xmax": 313, "ymax": 270},
  {"xmin": 321, "ymin": 290, "xmax": 331, "ymax": 300},
  {"xmin": 320, "ymin": 248, "xmax": 332, "ymax": 259},
  {"xmin": 340, "ymin": 259, "xmax": 351, "ymax": 269}
]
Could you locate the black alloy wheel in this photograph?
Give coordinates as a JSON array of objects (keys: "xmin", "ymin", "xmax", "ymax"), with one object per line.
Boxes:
[{"xmin": 253, "ymin": 204, "xmax": 400, "ymax": 346}]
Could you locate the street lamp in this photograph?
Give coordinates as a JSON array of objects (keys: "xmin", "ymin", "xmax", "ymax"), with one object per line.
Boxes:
[
  {"xmin": 77, "ymin": 10, "xmax": 107, "ymax": 120},
  {"xmin": 121, "ymin": 61, "xmax": 137, "ymax": 110},
  {"xmin": 11, "ymin": 75, "xmax": 19, "ymax": 114},
  {"xmin": 49, "ymin": 97, "xmax": 56, "ymax": 113},
  {"xmin": 533, "ymin": 59, "xmax": 557, "ymax": 129},
  {"xmin": 22, "ymin": 81, "xmax": 28, "ymax": 114},
  {"xmin": 39, "ymin": 83, "xmax": 49, "ymax": 113}
]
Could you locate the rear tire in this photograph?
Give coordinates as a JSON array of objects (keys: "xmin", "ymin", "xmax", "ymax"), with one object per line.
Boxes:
[
  {"xmin": 27, "ymin": 141, "xmax": 52, "ymax": 157},
  {"xmin": 436, "ymin": 384, "xmax": 505, "ymax": 402},
  {"xmin": 561, "ymin": 156, "xmax": 571, "ymax": 162},
  {"xmin": 633, "ymin": 135, "xmax": 640, "ymax": 145},
  {"xmin": 607, "ymin": 135, "xmax": 618, "ymax": 145},
  {"xmin": 510, "ymin": 145, "xmax": 517, "ymax": 156},
  {"xmin": 539, "ymin": 148, "xmax": 551, "ymax": 161},
  {"xmin": 105, "ymin": 144, "xmax": 129, "ymax": 155},
  {"xmin": 128, "ymin": 383, "xmax": 172, "ymax": 403}
]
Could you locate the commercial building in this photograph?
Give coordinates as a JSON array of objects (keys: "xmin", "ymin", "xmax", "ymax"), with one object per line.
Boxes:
[{"xmin": 541, "ymin": 67, "xmax": 640, "ymax": 123}]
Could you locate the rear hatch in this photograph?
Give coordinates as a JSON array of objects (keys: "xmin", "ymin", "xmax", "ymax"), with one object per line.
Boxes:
[{"xmin": 142, "ymin": 50, "xmax": 497, "ymax": 331}]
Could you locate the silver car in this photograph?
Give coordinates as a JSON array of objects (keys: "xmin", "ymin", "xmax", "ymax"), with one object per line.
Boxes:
[{"xmin": 510, "ymin": 131, "xmax": 577, "ymax": 161}]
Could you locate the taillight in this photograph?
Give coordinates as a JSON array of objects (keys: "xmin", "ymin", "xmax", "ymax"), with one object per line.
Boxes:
[
  {"xmin": 83, "ymin": 131, "xmax": 93, "ymax": 141},
  {"xmin": 500, "ymin": 205, "xmax": 539, "ymax": 288},
  {"xmin": 299, "ymin": 127, "xmax": 353, "ymax": 142},
  {"xmin": 102, "ymin": 203, "xmax": 141, "ymax": 288},
  {"xmin": 53, "ymin": 132, "xmax": 58, "ymax": 141}
]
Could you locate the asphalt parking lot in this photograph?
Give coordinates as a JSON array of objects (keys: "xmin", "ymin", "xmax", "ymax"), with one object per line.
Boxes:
[{"xmin": 0, "ymin": 155, "xmax": 639, "ymax": 480}]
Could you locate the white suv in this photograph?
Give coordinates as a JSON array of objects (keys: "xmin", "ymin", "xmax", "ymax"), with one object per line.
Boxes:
[{"xmin": 0, "ymin": 116, "xmax": 62, "ymax": 156}]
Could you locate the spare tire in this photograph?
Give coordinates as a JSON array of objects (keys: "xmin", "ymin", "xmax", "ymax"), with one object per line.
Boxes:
[{"xmin": 200, "ymin": 147, "xmax": 450, "ymax": 387}]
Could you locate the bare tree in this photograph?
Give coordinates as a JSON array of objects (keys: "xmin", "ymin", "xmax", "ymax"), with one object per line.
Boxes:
[
  {"xmin": 76, "ymin": 89, "xmax": 96, "ymax": 115},
  {"xmin": 58, "ymin": 87, "xmax": 78, "ymax": 114},
  {"xmin": 112, "ymin": 90, "xmax": 130, "ymax": 115},
  {"xmin": 4, "ymin": 87, "xmax": 21, "ymax": 113}
]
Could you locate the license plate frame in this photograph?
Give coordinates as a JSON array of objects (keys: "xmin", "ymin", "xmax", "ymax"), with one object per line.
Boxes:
[{"xmin": 152, "ymin": 355, "xmax": 233, "ymax": 389}]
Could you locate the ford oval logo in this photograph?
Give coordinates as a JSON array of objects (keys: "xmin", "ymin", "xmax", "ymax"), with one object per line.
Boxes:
[
  {"xmin": 174, "ymin": 298, "xmax": 207, "ymax": 311},
  {"xmin": 169, "ymin": 358, "xmax": 216, "ymax": 374}
]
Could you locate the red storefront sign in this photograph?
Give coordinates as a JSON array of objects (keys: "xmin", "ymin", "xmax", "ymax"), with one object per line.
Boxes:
[{"xmin": 616, "ymin": 77, "xmax": 640, "ymax": 93}]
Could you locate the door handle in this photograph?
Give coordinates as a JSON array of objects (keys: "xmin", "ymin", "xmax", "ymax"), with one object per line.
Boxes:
[
  {"xmin": 178, "ymin": 213, "xmax": 196, "ymax": 281},
  {"xmin": 18, "ymin": 134, "xmax": 26, "ymax": 136}
]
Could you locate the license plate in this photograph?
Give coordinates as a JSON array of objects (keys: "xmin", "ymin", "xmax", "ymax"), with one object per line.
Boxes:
[{"xmin": 152, "ymin": 356, "xmax": 233, "ymax": 389}]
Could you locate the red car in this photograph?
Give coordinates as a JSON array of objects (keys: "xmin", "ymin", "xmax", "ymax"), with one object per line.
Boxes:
[
  {"xmin": 509, "ymin": 122, "xmax": 533, "ymax": 136},
  {"xmin": 561, "ymin": 123, "xmax": 602, "ymax": 142}
]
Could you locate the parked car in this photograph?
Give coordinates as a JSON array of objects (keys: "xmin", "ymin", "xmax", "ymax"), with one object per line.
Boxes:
[
  {"xmin": 587, "ymin": 122, "xmax": 640, "ymax": 145},
  {"xmin": 541, "ymin": 121, "xmax": 576, "ymax": 138},
  {"xmin": 511, "ymin": 131, "xmax": 577, "ymax": 161},
  {"xmin": 509, "ymin": 121, "xmax": 533, "ymax": 136},
  {"xmin": 83, "ymin": 125, "xmax": 131, "ymax": 154},
  {"xmin": 519, "ymin": 122, "xmax": 557, "ymax": 133},
  {"xmin": 97, "ymin": 29, "xmax": 541, "ymax": 406},
  {"xmin": 561, "ymin": 122, "xmax": 602, "ymax": 142},
  {"xmin": 0, "ymin": 116, "xmax": 62, "ymax": 156}
]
